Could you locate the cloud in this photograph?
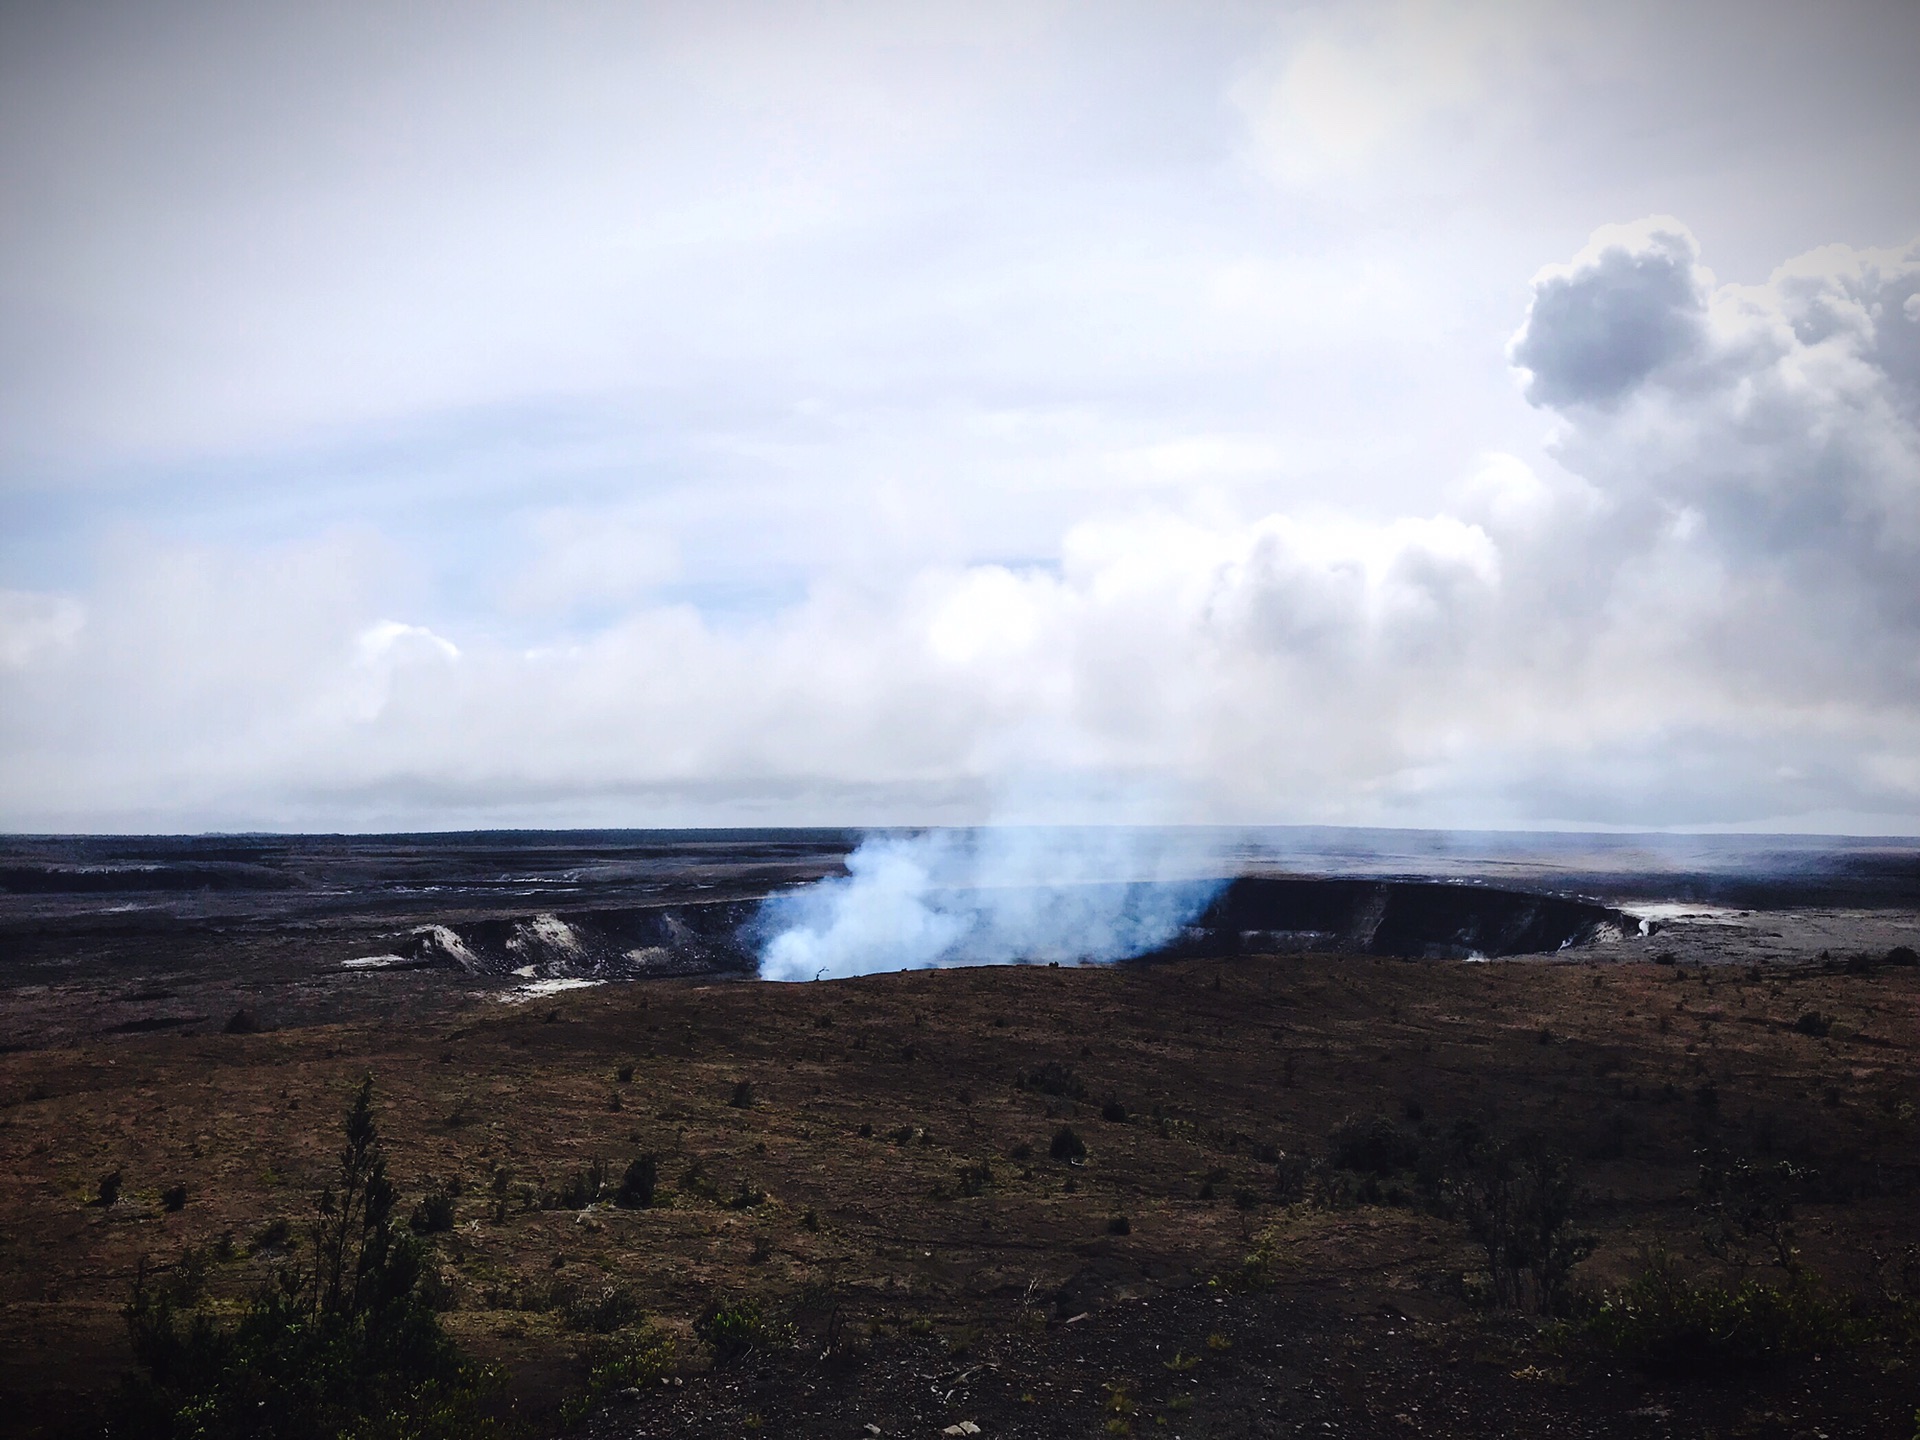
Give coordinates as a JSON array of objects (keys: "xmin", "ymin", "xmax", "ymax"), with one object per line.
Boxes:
[
  {"xmin": 1513, "ymin": 220, "xmax": 1920, "ymax": 701},
  {"xmin": 2, "ymin": 221, "xmax": 1918, "ymax": 833},
  {"xmin": 0, "ymin": 590, "xmax": 84, "ymax": 668},
  {"xmin": 1509, "ymin": 218, "xmax": 1710, "ymax": 408}
]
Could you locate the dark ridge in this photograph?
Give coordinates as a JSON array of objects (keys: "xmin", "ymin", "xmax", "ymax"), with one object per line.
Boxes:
[{"xmin": 0, "ymin": 863, "xmax": 295, "ymax": 894}]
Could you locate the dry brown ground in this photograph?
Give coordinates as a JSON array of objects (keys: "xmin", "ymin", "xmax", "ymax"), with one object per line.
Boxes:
[{"xmin": 1, "ymin": 953, "xmax": 1916, "ymax": 1437}]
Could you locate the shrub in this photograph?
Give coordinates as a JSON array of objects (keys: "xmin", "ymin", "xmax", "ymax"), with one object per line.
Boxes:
[
  {"xmin": 613, "ymin": 1155, "xmax": 657, "ymax": 1209},
  {"xmin": 1107, "ymin": 1215, "xmax": 1131, "ymax": 1236},
  {"xmin": 1588, "ymin": 1247, "xmax": 1864, "ymax": 1375},
  {"xmin": 564, "ymin": 1283, "xmax": 644, "ymax": 1334},
  {"xmin": 109, "ymin": 1075, "xmax": 495, "ymax": 1440},
  {"xmin": 95, "ymin": 1169, "xmax": 124, "ymax": 1208},
  {"xmin": 1017, "ymin": 1061, "xmax": 1085, "ymax": 1099},
  {"xmin": 695, "ymin": 1299, "xmax": 795, "ymax": 1362},
  {"xmin": 249, "ymin": 1217, "xmax": 294, "ymax": 1255},
  {"xmin": 160, "ymin": 1185, "xmax": 188, "ymax": 1214},
  {"xmin": 1793, "ymin": 1011, "xmax": 1831, "ymax": 1038},
  {"xmin": 1886, "ymin": 945, "xmax": 1918, "ymax": 967},
  {"xmin": 1697, "ymin": 1152, "xmax": 1804, "ymax": 1271},
  {"xmin": 728, "ymin": 1080, "xmax": 756, "ymax": 1109},
  {"xmin": 409, "ymin": 1179, "xmax": 458, "ymax": 1236},
  {"xmin": 1328, "ymin": 1114, "xmax": 1420, "ymax": 1176},
  {"xmin": 561, "ymin": 1323, "xmax": 676, "ymax": 1426},
  {"xmin": 1100, "ymin": 1097, "xmax": 1131, "ymax": 1124},
  {"xmin": 727, "ymin": 1180, "xmax": 767, "ymax": 1210},
  {"xmin": 1049, "ymin": 1126, "xmax": 1087, "ymax": 1162},
  {"xmin": 553, "ymin": 1159, "xmax": 607, "ymax": 1210},
  {"xmin": 1449, "ymin": 1134, "xmax": 1592, "ymax": 1316}
]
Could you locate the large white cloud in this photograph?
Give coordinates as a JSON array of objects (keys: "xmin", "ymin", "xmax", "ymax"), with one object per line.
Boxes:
[{"xmin": 5, "ymin": 220, "xmax": 1917, "ymax": 833}]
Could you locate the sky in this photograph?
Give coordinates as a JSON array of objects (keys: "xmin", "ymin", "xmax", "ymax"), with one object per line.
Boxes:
[{"xmin": 1, "ymin": 0, "xmax": 1918, "ymax": 835}]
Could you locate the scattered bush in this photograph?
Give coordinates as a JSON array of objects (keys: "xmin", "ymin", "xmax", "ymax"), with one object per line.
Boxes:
[
  {"xmin": 615, "ymin": 1063, "xmax": 635, "ymax": 1083},
  {"xmin": 1106, "ymin": 1215, "xmax": 1131, "ymax": 1236},
  {"xmin": 160, "ymin": 1185, "xmax": 188, "ymax": 1214},
  {"xmin": 1793, "ymin": 1011, "xmax": 1831, "ymax": 1038},
  {"xmin": 728, "ymin": 1080, "xmax": 756, "ymax": 1109},
  {"xmin": 94, "ymin": 1169, "xmax": 124, "ymax": 1208},
  {"xmin": 613, "ymin": 1155, "xmax": 657, "ymax": 1209},
  {"xmin": 1049, "ymin": 1126, "xmax": 1087, "ymax": 1162},
  {"xmin": 1886, "ymin": 945, "xmax": 1918, "ymax": 967},
  {"xmin": 1587, "ymin": 1247, "xmax": 1864, "ymax": 1376},
  {"xmin": 1100, "ymin": 1097, "xmax": 1131, "ymax": 1124}
]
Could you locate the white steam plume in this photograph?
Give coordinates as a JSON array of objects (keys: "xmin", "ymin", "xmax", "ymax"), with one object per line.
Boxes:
[{"xmin": 754, "ymin": 828, "xmax": 1232, "ymax": 982}]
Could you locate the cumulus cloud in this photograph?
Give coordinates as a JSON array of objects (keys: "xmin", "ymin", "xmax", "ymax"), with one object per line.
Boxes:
[{"xmin": 1509, "ymin": 219, "xmax": 1710, "ymax": 408}]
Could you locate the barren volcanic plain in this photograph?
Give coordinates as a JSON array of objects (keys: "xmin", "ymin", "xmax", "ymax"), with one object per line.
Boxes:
[{"xmin": 2, "ymin": 830, "xmax": 1918, "ymax": 1438}]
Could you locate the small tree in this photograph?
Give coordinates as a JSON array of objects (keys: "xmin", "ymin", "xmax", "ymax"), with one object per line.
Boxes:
[
  {"xmin": 1450, "ymin": 1133, "xmax": 1592, "ymax": 1316},
  {"xmin": 111, "ymin": 1076, "xmax": 491, "ymax": 1439}
]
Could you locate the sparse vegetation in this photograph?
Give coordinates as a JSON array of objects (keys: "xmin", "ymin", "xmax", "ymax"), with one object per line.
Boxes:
[{"xmin": 1587, "ymin": 1246, "xmax": 1865, "ymax": 1375}]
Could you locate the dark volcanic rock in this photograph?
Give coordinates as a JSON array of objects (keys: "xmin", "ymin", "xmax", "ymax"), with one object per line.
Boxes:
[{"xmin": 1163, "ymin": 875, "xmax": 1626, "ymax": 960}]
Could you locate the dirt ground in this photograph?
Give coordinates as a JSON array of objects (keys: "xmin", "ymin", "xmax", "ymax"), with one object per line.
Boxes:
[{"xmin": 1, "ymin": 951, "xmax": 1916, "ymax": 1438}]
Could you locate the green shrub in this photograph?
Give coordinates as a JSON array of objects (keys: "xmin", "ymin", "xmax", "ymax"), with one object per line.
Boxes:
[
  {"xmin": 1588, "ymin": 1248, "xmax": 1865, "ymax": 1376},
  {"xmin": 695, "ymin": 1299, "xmax": 795, "ymax": 1362},
  {"xmin": 564, "ymin": 1283, "xmax": 645, "ymax": 1334},
  {"xmin": 560, "ymin": 1323, "xmax": 677, "ymax": 1426}
]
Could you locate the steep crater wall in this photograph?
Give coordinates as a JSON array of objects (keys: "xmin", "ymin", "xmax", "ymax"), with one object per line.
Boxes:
[
  {"xmin": 385, "ymin": 876, "xmax": 1626, "ymax": 982},
  {"xmin": 1163, "ymin": 876, "xmax": 1629, "ymax": 961}
]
